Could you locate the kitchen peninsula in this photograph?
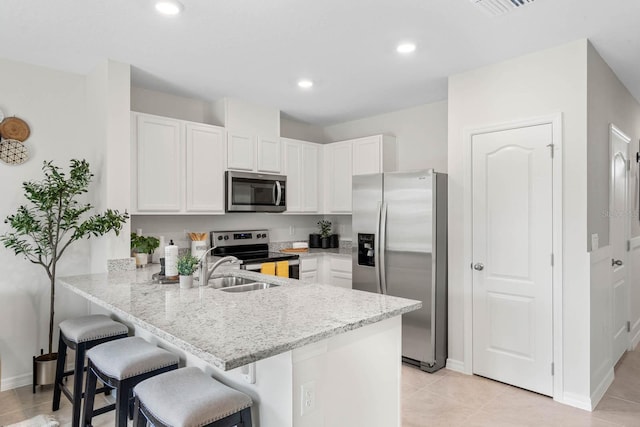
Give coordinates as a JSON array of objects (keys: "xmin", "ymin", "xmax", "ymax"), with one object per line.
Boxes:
[{"xmin": 60, "ymin": 267, "xmax": 420, "ymax": 427}]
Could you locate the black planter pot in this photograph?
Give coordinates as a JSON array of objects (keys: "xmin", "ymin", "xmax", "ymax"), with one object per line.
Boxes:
[
  {"xmin": 321, "ymin": 237, "xmax": 330, "ymax": 248},
  {"xmin": 329, "ymin": 234, "xmax": 339, "ymax": 248},
  {"xmin": 309, "ymin": 234, "xmax": 321, "ymax": 248}
]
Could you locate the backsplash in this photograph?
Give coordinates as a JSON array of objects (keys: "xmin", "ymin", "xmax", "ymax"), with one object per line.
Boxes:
[{"xmin": 131, "ymin": 213, "xmax": 353, "ymax": 251}]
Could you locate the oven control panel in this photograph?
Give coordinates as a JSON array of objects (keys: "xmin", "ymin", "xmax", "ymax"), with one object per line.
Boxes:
[{"xmin": 211, "ymin": 230, "xmax": 269, "ymax": 247}]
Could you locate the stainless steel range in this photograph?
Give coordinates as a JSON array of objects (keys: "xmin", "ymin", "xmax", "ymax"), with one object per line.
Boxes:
[{"xmin": 210, "ymin": 229, "xmax": 300, "ymax": 279}]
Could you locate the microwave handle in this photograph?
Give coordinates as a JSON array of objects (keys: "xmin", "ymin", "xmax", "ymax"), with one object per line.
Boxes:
[{"xmin": 274, "ymin": 181, "xmax": 282, "ymax": 206}]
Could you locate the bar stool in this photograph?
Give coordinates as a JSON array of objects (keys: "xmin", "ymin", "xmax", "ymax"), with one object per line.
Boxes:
[
  {"xmin": 52, "ymin": 314, "xmax": 129, "ymax": 427},
  {"xmin": 133, "ymin": 367, "xmax": 253, "ymax": 427},
  {"xmin": 82, "ymin": 336, "xmax": 179, "ymax": 427}
]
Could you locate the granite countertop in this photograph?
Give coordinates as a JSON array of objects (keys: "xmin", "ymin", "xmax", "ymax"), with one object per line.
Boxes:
[{"xmin": 59, "ymin": 267, "xmax": 420, "ymax": 371}]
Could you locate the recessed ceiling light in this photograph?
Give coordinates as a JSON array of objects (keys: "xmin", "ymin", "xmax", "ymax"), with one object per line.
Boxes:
[
  {"xmin": 155, "ymin": 0, "xmax": 183, "ymax": 15},
  {"xmin": 396, "ymin": 43, "xmax": 416, "ymax": 54},
  {"xmin": 297, "ymin": 79, "xmax": 314, "ymax": 89}
]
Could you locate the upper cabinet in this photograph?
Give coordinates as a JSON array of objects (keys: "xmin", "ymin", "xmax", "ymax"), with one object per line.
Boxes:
[
  {"xmin": 131, "ymin": 112, "xmax": 226, "ymax": 214},
  {"xmin": 352, "ymin": 135, "xmax": 396, "ymax": 175},
  {"xmin": 282, "ymin": 138, "xmax": 320, "ymax": 213},
  {"xmin": 324, "ymin": 141, "xmax": 353, "ymax": 213},
  {"xmin": 227, "ymin": 132, "xmax": 281, "ymax": 173},
  {"xmin": 323, "ymin": 135, "xmax": 396, "ymax": 213}
]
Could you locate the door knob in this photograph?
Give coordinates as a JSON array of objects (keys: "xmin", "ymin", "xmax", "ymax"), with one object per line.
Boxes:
[
  {"xmin": 473, "ymin": 263, "xmax": 484, "ymax": 271},
  {"xmin": 612, "ymin": 259, "xmax": 623, "ymax": 267}
]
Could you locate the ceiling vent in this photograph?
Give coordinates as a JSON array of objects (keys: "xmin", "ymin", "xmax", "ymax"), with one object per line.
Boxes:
[{"xmin": 469, "ymin": 0, "xmax": 536, "ymax": 16}]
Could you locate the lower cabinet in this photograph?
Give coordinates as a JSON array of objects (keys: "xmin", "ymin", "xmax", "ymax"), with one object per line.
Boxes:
[{"xmin": 300, "ymin": 254, "xmax": 352, "ymax": 289}]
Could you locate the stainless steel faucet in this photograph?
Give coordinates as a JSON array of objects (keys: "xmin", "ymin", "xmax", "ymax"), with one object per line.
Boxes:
[{"xmin": 197, "ymin": 250, "xmax": 240, "ymax": 285}]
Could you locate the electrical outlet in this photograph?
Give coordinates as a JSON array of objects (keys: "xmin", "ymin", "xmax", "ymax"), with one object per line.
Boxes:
[{"xmin": 300, "ymin": 381, "xmax": 316, "ymax": 416}]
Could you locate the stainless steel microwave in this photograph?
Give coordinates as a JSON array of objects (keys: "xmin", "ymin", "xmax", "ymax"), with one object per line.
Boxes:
[{"xmin": 225, "ymin": 171, "xmax": 286, "ymax": 212}]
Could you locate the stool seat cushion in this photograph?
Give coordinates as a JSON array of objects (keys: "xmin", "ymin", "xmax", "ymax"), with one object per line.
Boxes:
[
  {"xmin": 87, "ymin": 337, "xmax": 179, "ymax": 380},
  {"xmin": 59, "ymin": 314, "xmax": 128, "ymax": 344},
  {"xmin": 134, "ymin": 367, "xmax": 252, "ymax": 427}
]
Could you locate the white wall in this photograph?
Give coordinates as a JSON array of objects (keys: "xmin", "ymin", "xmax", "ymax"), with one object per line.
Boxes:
[
  {"xmin": 280, "ymin": 116, "xmax": 327, "ymax": 143},
  {"xmin": 131, "ymin": 86, "xmax": 220, "ymax": 125},
  {"xmin": 0, "ymin": 59, "xmax": 111, "ymax": 389},
  {"xmin": 448, "ymin": 40, "xmax": 590, "ymax": 405},
  {"xmin": 587, "ymin": 43, "xmax": 640, "ymax": 387},
  {"xmin": 322, "ymin": 101, "xmax": 448, "ymax": 173}
]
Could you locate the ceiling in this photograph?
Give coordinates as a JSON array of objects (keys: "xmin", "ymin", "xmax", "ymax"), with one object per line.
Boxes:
[{"xmin": 1, "ymin": 0, "xmax": 639, "ymax": 125}]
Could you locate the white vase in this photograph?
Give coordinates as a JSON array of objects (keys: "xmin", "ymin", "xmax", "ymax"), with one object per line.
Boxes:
[
  {"xmin": 135, "ymin": 253, "xmax": 148, "ymax": 267},
  {"xmin": 179, "ymin": 275, "xmax": 193, "ymax": 289}
]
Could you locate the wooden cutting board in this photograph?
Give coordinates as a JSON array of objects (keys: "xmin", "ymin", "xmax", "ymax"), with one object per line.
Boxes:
[{"xmin": 281, "ymin": 248, "xmax": 309, "ymax": 253}]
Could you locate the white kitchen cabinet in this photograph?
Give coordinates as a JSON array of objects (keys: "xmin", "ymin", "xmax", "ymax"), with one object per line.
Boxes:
[
  {"xmin": 300, "ymin": 256, "xmax": 319, "ymax": 282},
  {"xmin": 185, "ymin": 123, "xmax": 225, "ymax": 213},
  {"xmin": 227, "ymin": 132, "xmax": 281, "ymax": 173},
  {"xmin": 282, "ymin": 138, "xmax": 320, "ymax": 213},
  {"xmin": 132, "ymin": 113, "xmax": 183, "ymax": 212},
  {"xmin": 131, "ymin": 112, "xmax": 226, "ymax": 214},
  {"xmin": 324, "ymin": 141, "xmax": 353, "ymax": 213},
  {"xmin": 352, "ymin": 135, "xmax": 396, "ymax": 175},
  {"xmin": 325, "ymin": 255, "xmax": 352, "ymax": 289}
]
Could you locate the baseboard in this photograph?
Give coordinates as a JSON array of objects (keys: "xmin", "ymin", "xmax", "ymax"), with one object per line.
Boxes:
[
  {"xmin": 1, "ymin": 372, "xmax": 32, "ymax": 392},
  {"xmin": 445, "ymin": 358, "xmax": 467, "ymax": 373},
  {"xmin": 561, "ymin": 391, "xmax": 595, "ymax": 411},
  {"xmin": 589, "ymin": 367, "xmax": 615, "ymax": 410}
]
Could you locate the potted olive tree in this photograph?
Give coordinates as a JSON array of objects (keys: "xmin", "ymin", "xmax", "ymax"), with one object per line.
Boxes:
[
  {"xmin": 177, "ymin": 254, "xmax": 199, "ymax": 289},
  {"xmin": 0, "ymin": 159, "xmax": 128, "ymax": 387}
]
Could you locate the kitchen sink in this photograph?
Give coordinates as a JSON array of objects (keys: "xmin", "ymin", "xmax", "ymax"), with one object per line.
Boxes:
[
  {"xmin": 208, "ymin": 276, "xmax": 255, "ymax": 289},
  {"xmin": 219, "ymin": 282, "xmax": 280, "ymax": 293}
]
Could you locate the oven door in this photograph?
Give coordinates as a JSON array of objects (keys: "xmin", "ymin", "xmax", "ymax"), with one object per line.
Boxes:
[
  {"xmin": 243, "ymin": 259, "xmax": 300, "ymax": 279},
  {"xmin": 226, "ymin": 171, "xmax": 286, "ymax": 212}
]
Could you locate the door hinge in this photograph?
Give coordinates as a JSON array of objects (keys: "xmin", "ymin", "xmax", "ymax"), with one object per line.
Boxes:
[
  {"xmin": 546, "ymin": 144, "xmax": 554, "ymax": 158},
  {"xmin": 628, "ymin": 240, "xmax": 631, "ymax": 252},
  {"xmin": 551, "ymin": 253, "xmax": 554, "ymax": 266},
  {"xmin": 551, "ymin": 362, "xmax": 554, "ymax": 376},
  {"xmin": 627, "ymin": 321, "xmax": 631, "ymax": 333}
]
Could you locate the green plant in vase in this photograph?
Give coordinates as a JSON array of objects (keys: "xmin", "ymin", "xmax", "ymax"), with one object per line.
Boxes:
[
  {"xmin": 0, "ymin": 159, "xmax": 128, "ymax": 386},
  {"xmin": 317, "ymin": 220, "xmax": 332, "ymax": 248},
  {"xmin": 177, "ymin": 254, "xmax": 199, "ymax": 288},
  {"xmin": 130, "ymin": 233, "xmax": 160, "ymax": 266}
]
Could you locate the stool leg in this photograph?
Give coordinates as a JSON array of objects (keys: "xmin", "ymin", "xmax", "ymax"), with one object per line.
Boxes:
[
  {"xmin": 133, "ymin": 397, "xmax": 146, "ymax": 427},
  {"xmin": 52, "ymin": 333, "xmax": 67, "ymax": 411},
  {"xmin": 240, "ymin": 407, "xmax": 253, "ymax": 427},
  {"xmin": 116, "ymin": 382, "xmax": 130, "ymax": 427},
  {"xmin": 82, "ymin": 362, "xmax": 98, "ymax": 427},
  {"xmin": 71, "ymin": 343, "xmax": 86, "ymax": 427}
]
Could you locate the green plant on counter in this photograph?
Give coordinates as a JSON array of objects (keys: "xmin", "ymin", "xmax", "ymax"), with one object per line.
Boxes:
[
  {"xmin": 130, "ymin": 233, "xmax": 160, "ymax": 255},
  {"xmin": 317, "ymin": 220, "xmax": 332, "ymax": 238},
  {"xmin": 0, "ymin": 159, "xmax": 129, "ymax": 356},
  {"xmin": 177, "ymin": 254, "xmax": 200, "ymax": 276}
]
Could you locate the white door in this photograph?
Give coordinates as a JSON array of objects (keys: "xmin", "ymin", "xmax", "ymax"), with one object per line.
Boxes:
[
  {"xmin": 610, "ymin": 124, "xmax": 630, "ymax": 363},
  {"xmin": 472, "ymin": 124, "xmax": 554, "ymax": 396}
]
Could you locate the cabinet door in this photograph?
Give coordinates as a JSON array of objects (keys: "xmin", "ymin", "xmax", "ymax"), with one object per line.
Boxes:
[
  {"xmin": 352, "ymin": 136, "xmax": 381, "ymax": 175},
  {"xmin": 325, "ymin": 141, "xmax": 353, "ymax": 213},
  {"xmin": 301, "ymin": 271, "xmax": 318, "ymax": 282},
  {"xmin": 330, "ymin": 272, "xmax": 353, "ymax": 289},
  {"xmin": 257, "ymin": 136, "xmax": 281, "ymax": 173},
  {"xmin": 302, "ymin": 143, "xmax": 320, "ymax": 212},
  {"xmin": 227, "ymin": 132, "xmax": 255, "ymax": 171},
  {"xmin": 283, "ymin": 140, "xmax": 302, "ymax": 212},
  {"xmin": 186, "ymin": 123, "xmax": 225, "ymax": 213},
  {"xmin": 329, "ymin": 256, "xmax": 352, "ymax": 289},
  {"xmin": 134, "ymin": 113, "xmax": 182, "ymax": 212}
]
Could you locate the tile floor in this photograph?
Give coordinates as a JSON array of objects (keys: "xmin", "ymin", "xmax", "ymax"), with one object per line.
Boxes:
[{"xmin": 1, "ymin": 346, "xmax": 639, "ymax": 426}]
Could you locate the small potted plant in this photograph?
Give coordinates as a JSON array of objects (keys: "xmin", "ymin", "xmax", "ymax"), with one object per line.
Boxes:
[
  {"xmin": 177, "ymin": 254, "xmax": 199, "ymax": 289},
  {"xmin": 131, "ymin": 233, "xmax": 160, "ymax": 266},
  {"xmin": 318, "ymin": 220, "xmax": 332, "ymax": 249}
]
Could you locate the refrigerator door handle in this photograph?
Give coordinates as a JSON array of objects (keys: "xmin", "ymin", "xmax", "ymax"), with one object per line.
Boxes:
[
  {"xmin": 374, "ymin": 202, "xmax": 383, "ymax": 294},
  {"xmin": 379, "ymin": 201, "xmax": 388, "ymax": 294}
]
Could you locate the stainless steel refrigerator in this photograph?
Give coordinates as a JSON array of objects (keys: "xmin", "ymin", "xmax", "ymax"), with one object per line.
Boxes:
[{"xmin": 352, "ymin": 169, "xmax": 447, "ymax": 372}]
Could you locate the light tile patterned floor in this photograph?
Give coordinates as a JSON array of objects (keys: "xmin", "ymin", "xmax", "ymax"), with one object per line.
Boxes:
[{"xmin": 1, "ymin": 346, "xmax": 639, "ymax": 426}]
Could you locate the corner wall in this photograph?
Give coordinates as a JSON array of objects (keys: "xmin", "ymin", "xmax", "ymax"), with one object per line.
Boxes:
[
  {"xmin": 448, "ymin": 40, "xmax": 590, "ymax": 404},
  {"xmin": 0, "ymin": 59, "xmax": 106, "ymax": 389}
]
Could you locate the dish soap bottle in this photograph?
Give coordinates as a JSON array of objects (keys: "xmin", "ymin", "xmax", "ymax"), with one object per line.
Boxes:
[{"xmin": 164, "ymin": 239, "xmax": 179, "ymax": 280}]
